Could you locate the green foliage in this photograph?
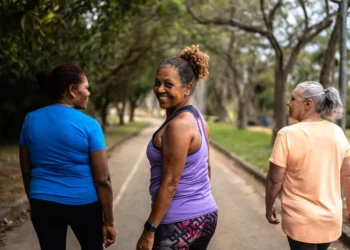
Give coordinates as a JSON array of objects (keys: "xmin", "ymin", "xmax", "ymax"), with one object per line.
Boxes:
[
  {"xmin": 0, "ymin": 0, "xmax": 154, "ymax": 139},
  {"xmin": 0, "ymin": 0, "xmax": 343, "ymax": 140}
]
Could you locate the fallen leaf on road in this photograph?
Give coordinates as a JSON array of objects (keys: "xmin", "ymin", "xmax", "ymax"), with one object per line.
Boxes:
[{"xmin": 3, "ymin": 218, "xmax": 13, "ymax": 226}]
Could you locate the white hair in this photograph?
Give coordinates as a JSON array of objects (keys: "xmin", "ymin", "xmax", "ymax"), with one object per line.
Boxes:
[{"xmin": 297, "ymin": 81, "xmax": 343, "ymax": 120}]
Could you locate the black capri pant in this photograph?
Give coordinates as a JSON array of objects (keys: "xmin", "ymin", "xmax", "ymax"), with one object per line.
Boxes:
[
  {"xmin": 30, "ymin": 198, "xmax": 103, "ymax": 250},
  {"xmin": 287, "ymin": 237, "xmax": 331, "ymax": 250}
]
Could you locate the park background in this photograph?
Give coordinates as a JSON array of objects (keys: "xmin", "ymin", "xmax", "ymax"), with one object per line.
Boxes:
[{"xmin": 1, "ymin": 0, "xmax": 350, "ymax": 240}]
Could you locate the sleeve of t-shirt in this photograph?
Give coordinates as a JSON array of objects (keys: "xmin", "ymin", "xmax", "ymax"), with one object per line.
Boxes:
[
  {"xmin": 19, "ymin": 115, "xmax": 29, "ymax": 146},
  {"xmin": 88, "ymin": 120, "xmax": 106, "ymax": 152},
  {"xmin": 269, "ymin": 131, "xmax": 289, "ymax": 168}
]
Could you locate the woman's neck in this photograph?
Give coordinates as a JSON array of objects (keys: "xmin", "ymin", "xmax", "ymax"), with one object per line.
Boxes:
[
  {"xmin": 166, "ymin": 100, "xmax": 191, "ymax": 118},
  {"xmin": 299, "ymin": 112, "xmax": 323, "ymax": 123},
  {"xmin": 56, "ymin": 98, "xmax": 74, "ymax": 107}
]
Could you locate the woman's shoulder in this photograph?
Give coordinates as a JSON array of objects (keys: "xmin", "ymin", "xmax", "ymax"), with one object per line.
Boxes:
[
  {"xmin": 325, "ymin": 120, "xmax": 342, "ymax": 129},
  {"xmin": 51, "ymin": 106, "xmax": 101, "ymax": 127},
  {"xmin": 166, "ymin": 111, "xmax": 198, "ymax": 133},
  {"xmin": 24, "ymin": 105, "xmax": 51, "ymax": 118},
  {"xmin": 278, "ymin": 124, "xmax": 297, "ymax": 135},
  {"xmin": 76, "ymin": 113, "xmax": 101, "ymax": 130}
]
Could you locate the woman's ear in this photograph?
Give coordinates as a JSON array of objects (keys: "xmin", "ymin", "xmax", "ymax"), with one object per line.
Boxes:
[
  {"xmin": 304, "ymin": 99, "xmax": 313, "ymax": 111},
  {"xmin": 68, "ymin": 84, "xmax": 76, "ymax": 98},
  {"xmin": 185, "ymin": 83, "xmax": 193, "ymax": 96}
]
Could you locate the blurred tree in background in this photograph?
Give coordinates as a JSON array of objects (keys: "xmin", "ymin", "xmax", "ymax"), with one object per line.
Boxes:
[{"xmin": 0, "ymin": 0, "xmax": 348, "ymax": 142}]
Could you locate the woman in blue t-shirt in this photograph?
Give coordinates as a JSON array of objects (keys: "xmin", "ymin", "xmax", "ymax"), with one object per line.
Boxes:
[{"xmin": 19, "ymin": 64, "xmax": 116, "ymax": 250}]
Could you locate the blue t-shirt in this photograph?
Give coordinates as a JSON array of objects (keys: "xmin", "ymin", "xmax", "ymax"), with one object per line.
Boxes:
[{"xmin": 19, "ymin": 104, "xmax": 105, "ymax": 205}]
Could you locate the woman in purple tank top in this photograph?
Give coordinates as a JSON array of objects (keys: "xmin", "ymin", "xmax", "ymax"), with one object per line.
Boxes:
[{"xmin": 136, "ymin": 45, "xmax": 217, "ymax": 250}]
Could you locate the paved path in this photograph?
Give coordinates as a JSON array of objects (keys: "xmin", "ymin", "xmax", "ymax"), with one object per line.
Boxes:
[{"xmin": 2, "ymin": 122, "xmax": 348, "ymax": 249}]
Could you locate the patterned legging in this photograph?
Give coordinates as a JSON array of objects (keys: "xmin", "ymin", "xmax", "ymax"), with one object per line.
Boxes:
[{"xmin": 153, "ymin": 211, "xmax": 218, "ymax": 250}]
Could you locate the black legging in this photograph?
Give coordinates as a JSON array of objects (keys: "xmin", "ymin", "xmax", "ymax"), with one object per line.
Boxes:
[
  {"xmin": 287, "ymin": 237, "xmax": 331, "ymax": 250},
  {"xmin": 30, "ymin": 199, "xmax": 103, "ymax": 250}
]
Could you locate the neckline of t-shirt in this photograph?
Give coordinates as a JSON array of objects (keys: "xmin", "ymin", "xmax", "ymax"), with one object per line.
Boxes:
[
  {"xmin": 52, "ymin": 103, "xmax": 74, "ymax": 108},
  {"xmin": 298, "ymin": 120, "xmax": 327, "ymax": 125}
]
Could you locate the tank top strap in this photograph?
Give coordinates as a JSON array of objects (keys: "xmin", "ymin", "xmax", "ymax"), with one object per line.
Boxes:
[
  {"xmin": 152, "ymin": 105, "xmax": 201, "ymax": 139},
  {"xmin": 178, "ymin": 106, "xmax": 207, "ymax": 142}
]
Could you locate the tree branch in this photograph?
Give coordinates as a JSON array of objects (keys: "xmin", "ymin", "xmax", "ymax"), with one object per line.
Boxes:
[
  {"xmin": 284, "ymin": 12, "xmax": 336, "ymax": 76},
  {"xmin": 185, "ymin": 0, "xmax": 268, "ymax": 36},
  {"xmin": 303, "ymin": 11, "xmax": 336, "ymax": 41},
  {"xmin": 298, "ymin": 0, "xmax": 309, "ymax": 30},
  {"xmin": 268, "ymin": 0, "xmax": 283, "ymax": 25},
  {"xmin": 99, "ymin": 45, "xmax": 148, "ymax": 85},
  {"xmin": 260, "ymin": 0, "xmax": 270, "ymax": 28},
  {"xmin": 325, "ymin": 0, "xmax": 330, "ymax": 16},
  {"xmin": 259, "ymin": 0, "xmax": 283, "ymax": 66},
  {"xmin": 320, "ymin": 11, "xmax": 341, "ymax": 87}
]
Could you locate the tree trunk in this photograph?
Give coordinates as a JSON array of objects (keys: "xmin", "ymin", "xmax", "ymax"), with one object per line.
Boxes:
[
  {"xmin": 320, "ymin": 12, "xmax": 341, "ymax": 87},
  {"xmin": 129, "ymin": 100, "xmax": 137, "ymax": 123},
  {"xmin": 237, "ymin": 99, "xmax": 247, "ymax": 129},
  {"xmin": 272, "ymin": 66, "xmax": 287, "ymax": 144},
  {"xmin": 213, "ymin": 83, "xmax": 228, "ymax": 122},
  {"xmin": 101, "ymin": 101, "xmax": 109, "ymax": 132},
  {"xmin": 217, "ymin": 107, "xmax": 228, "ymax": 123},
  {"xmin": 117, "ymin": 101, "xmax": 126, "ymax": 126}
]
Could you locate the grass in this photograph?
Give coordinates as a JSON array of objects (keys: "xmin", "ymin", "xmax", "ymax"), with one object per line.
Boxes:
[
  {"xmin": 104, "ymin": 121, "xmax": 147, "ymax": 147},
  {"xmin": 0, "ymin": 121, "xmax": 147, "ymax": 209},
  {"xmin": 209, "ymin": 121, "xmax": 272, "ymax": 172},
  {"xmin": 346, "ymin": 129, "xmax": 350, "ymax": 139}
]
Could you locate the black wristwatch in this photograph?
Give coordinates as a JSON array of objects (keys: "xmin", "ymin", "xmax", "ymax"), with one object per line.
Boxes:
[{"xmin": 144, "ymin": 221, "xmax": 158, "ymax": 232}]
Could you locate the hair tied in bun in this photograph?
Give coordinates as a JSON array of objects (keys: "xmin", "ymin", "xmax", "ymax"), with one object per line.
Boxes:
[{"xmin": 179, "ymin": 45, "xmax": 209, "ymax": 82}]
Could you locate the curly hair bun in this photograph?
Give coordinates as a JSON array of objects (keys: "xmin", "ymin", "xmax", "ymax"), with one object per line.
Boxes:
[{"xmin": 179, "ymin": 45, "xmax": 209, "ymax": 81}]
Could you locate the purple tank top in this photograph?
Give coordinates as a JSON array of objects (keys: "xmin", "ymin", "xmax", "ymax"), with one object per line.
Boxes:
[{"xmin": 146, "ymin": 106, "xmax": 217, "ymax": 224}]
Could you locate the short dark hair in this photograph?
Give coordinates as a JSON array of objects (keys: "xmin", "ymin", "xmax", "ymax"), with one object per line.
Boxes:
[{"xmin": 36, "ymin": 64, "xmax": 86, "ymax": 100}]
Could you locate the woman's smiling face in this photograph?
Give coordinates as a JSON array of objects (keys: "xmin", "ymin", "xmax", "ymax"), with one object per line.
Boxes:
[
  {"xmin": 153, "ymin": 66, "xmax": 191, "ymax": 110},
  {"xmin": 70, "ymin": 76, "xmax": 90, "ymax": 110}
]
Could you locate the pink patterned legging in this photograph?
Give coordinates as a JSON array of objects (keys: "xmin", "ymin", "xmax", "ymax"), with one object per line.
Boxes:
[{"xmin": 153, "ymin": 211, "xmax": 218, "ymax": 250}]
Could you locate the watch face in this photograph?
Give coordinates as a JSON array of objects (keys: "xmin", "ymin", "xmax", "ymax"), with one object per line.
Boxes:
[{"xmin": 145, "ymin": 221, "xmax": 157, "ymax": 232}]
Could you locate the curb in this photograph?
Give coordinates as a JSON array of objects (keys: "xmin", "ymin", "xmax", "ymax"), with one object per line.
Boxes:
[
  {"xmin": 0, "ymin": 123, "xmax": 149, "ymax": 223},
  {"xmin": 106, "ymin": 123, "xmax": 149, "ymax": 155},
  {"xmin": 210, "ymin": 138, "xmax": 350, "ymax": 248},
  {"xmin": 210, "ymin": 139, "xmax": 266, "ymax": 183}
]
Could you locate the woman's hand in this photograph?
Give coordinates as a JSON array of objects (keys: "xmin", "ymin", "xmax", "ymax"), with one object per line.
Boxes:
[
  {"xmin": 136, "ymin": 230, "xmax": 155, "ymax": 250},
  {"xmin": 345, "ymin": 210, "xmax": 350, "ymax": 224},
  {"xmin": 103, "ymin": 224, "xmax": 116, "ymax": 248},
  {"xmin": 266, "ymin": 207, "xmax": 280, "ymax": 224}
]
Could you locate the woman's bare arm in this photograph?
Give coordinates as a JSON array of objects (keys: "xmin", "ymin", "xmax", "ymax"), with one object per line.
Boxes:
[
  {"xmin": 265, "ymin": 162, "xmax": 286, "ymax": 223},
  {"xmin": 341, "ymin": 156, "xmax": 350, "ymax": 221},
  {"xmin": 19, "ymin": 145, "xmax": 32, "ymax": 199},
  {"xmin": 89, "ymin": 149, "xmax": 114, "ymax": 225}
]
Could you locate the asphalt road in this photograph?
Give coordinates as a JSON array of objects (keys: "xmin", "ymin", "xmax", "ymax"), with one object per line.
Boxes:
[{"xmin": 2, "ymin": 123, "xmax": 348, "ymax": 250}]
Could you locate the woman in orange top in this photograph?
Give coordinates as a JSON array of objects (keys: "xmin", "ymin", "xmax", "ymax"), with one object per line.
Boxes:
[{"xmin": 265, "ymin": 81, "xmax": 350, "ymax": 250}]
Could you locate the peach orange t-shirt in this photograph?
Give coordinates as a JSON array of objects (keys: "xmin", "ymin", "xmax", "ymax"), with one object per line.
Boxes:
[{"xmin": 270, "ymin": 120, "xmax": 350, "ymax": 243}]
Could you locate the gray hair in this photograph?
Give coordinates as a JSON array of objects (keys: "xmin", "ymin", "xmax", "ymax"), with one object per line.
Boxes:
[{"xmin": 297, "ymin": 81, "xmax": 343, "ymax": 120}]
